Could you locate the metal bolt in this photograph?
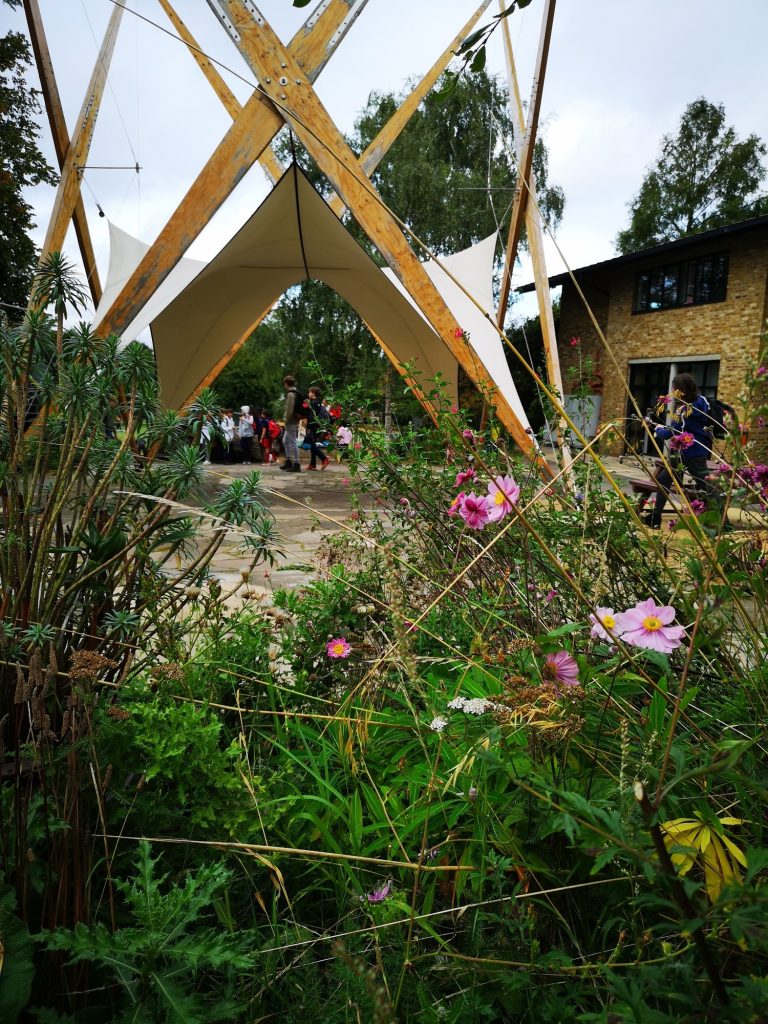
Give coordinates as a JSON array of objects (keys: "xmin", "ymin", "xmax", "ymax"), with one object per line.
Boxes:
[
  {"xmin": 279, "ymin": 76, "xmax": 288, "ymax": 86},
  {"xmin": 280, "ymin": 93, "xmax": 286, "ymax": 100},
  {"xmin": 280, "ymin": 61, "xmax": 287, "ymax": 68},
  {"xmin": 295, "ymin": 78, "xmax": 301, "ymax": 84},
  {"xmin": 265, "ymin": 77, "xmax": 271, "ymax": 83}
]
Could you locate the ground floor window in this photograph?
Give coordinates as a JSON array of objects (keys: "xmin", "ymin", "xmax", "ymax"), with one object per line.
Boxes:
[{"xmin": 624, "ymin": 357, "xmax": 720, "ymax": 454}]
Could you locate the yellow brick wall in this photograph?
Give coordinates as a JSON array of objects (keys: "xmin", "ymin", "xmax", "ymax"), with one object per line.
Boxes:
[{"xmin": 556, "ymin": 229, "xmax": 768, "ymax": 454}]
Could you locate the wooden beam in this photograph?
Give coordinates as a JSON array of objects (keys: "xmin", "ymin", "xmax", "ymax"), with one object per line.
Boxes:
[
  {"xmin": 214, "ymin": 1, "xmax": 537, "ymax": 460},
  {"xmin": 97, "ymin": 0, "xmax": 368, "ymax": 338},
  {"xmin": 328, "ymin": 0, "xmax": 493, "ymax": 217},
  {"xmin": 38, "ymin": 3, "xmax": 123, "ymax": 263},
  {"xmin": 23, "ymin": 0, "xmax": 102, "ymax": 305},
  {"xmin": 500, "ymin": 6, "xmax": 571, "ymax": 476},
  {"xmin": 155, "ymin": 0, "xmax": 285, "ymax": 186},
  {"xmin": 496, "ymin": 0, "xmax": 555, "ymax": 329}
]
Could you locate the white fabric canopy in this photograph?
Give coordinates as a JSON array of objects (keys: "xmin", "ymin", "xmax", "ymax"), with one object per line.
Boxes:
[
  {"xmin": 96, "ymin": 164, "xmax": 531, "ymax": 436},
  {"xmin": 93, "ymin": 222, "xmax": 206, "ymax": 343}
]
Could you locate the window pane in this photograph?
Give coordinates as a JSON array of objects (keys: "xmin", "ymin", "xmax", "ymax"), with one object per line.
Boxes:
[
  {"xmin": 662, "ymin": 265, "xmax": 679, "ymax": 307},
  {"xmin": 647, "ymin": 269, "xmax": 663, "ymax": 310},
  {"xmin": 711, "ymin": 254, "xmax": 728, "ymax": 300}
]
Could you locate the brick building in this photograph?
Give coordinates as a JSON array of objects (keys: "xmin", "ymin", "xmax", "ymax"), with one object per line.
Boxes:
[{"xmin": 519, "ymin": 215, "xmax": 768, "ymax": 456}]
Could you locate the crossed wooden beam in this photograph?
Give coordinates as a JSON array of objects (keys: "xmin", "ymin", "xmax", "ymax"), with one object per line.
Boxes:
[{"xmin": 24, "ymin": 0, "xmax": 564, "ymax": 465}]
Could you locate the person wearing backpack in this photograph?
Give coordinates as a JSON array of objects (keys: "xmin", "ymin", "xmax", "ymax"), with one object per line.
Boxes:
[
  {"xmin": 238, "ymin": 405, "xmax": 255, "ymax": 464},
  {"xmin": 280, "ymin": 375, "xmax": 305, "ymax": 472},
  {"xmin": 645, "ymin": 373, "xmax": 718, "ymax": 528},
  {"xmin": 305, "ymin": 386, "xmax": 331, "ymax": 471}
]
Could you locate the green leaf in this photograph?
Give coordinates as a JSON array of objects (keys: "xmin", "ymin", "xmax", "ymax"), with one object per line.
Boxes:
[
  {"xmin": 469, "ymin": 47, "xmax": 487, "ymax": 73},
  {"xmin": 0, "ymin": 887, "xmax": 35, "ymax": 1023}
]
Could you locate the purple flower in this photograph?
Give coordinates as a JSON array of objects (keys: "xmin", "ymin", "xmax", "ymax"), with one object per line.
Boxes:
[
  {"xmin": 459, "ymin": 492, "xmax": 490, "ymax": 530},
  {"xmin": 486, "ymin": 475, "xmax": 520, "ymax": 523},
  {"xmin": 589, "ymin": 607, "xmax": 621, "ymax": 641},
  {"xmin": 362, "ymin": 878, "xmax": 392, "ymax": 903},
  {"xmin": 689, "ymin": 499, "xmax": 707, "ymax": 515},
  {"xmin": 617, "ymin": 599, "xmax": 686, "ymax": 654},
  {"xmin": 462, "ymin": 428, "xmax": 475, "ymax": 442},
  {"xmin": 545, "ymin": 589, "xmax": 558, "ymax": 603},
  {"xmin": 455, "ymin": 467, "xmax": 476, "ymax": 488},
  {"xmin": 541, "ymin": 650, "xmax": 579, "ymax": 687},
  {"xmin": 757, "ymin": 366, "xmax": 767, "ymax": 377}
]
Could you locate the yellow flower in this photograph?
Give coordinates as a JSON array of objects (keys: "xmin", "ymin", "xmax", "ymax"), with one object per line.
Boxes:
[{"xmin": 660, "ymin": 813, "xmax": 746, "ymax": 901}]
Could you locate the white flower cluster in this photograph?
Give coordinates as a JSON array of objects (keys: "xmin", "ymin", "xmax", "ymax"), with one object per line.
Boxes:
[
  {"xmin": 267, "ymin": 642, "xmax": 296, "ymax": 688},
  {"xmin": 447, "ymin": 696, "xmax": 493, "ymax": 715},
  {"xmin": 429, "ymin": 716, "xmax": 448, "ymax": 733}
]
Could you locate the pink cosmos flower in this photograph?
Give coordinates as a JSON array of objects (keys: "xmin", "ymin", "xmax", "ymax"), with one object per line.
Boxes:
[
  {"xmin": 486, "ymin": 475, "xmax": 520, "ymax": 522},
  {"xmin": 617, "ymin": 599, "xmax": 686, "ymax": 654},
  {"xmin": 589, "ymin": 607, "xmax": 621, "ymax": 641},
  {"xmin": 447, "ymin": 491, "xmax": 466, "ymax": 516},
  {"xmin": 455, "ymin": 467, "xmax": 476, "ymax": 488},
  {"xmin": 454, "ymin": 327, "xmax": 465, "ymax": 339},
  {"xmin": 336, "ymin": 426, "xmax": 352, "ymax": 446},
  {"xmin": 569, "ymin": 336, "xmax": 581, "ymax": 347},
  {"xmin": 542, "ymin": 650, "xmax": 579, "ymax": 687},
  {"xmin": 459, "ymin": 492, "xmax": 490, "ymax": 530},
  {"xmin": 669, "ymin": 432, "xmax": 695, "ymax": 451},
  {"xmin": 450, "ymin": 404, "xmax": 459, "ymax": 414},
  {"xmin": 326, "ymin": 637, "xmax": 351, "ymax": 659}
]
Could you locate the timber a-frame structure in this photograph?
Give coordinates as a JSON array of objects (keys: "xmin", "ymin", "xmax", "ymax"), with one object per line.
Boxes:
[{"xmin": 23, "ymin": 0, "xmax": 566, "ymax": 464}]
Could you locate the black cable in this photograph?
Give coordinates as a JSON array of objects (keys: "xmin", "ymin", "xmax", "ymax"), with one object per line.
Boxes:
[{"xmin": 289, "ymin": 134, "xmax": 311, "ymax": 282}]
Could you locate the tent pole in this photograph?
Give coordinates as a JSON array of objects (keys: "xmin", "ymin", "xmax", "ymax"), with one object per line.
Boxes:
[
  {"xmin": 23, "ymin": 0, "xmax": 103, "ymax": 305},
  {"xmin": 36, "ymin": 3, "xmax": 123, "ymax": 270}
]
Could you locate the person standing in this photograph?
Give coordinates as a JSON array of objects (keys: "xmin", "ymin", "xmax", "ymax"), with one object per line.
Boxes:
[
  {"xmin": 280, "ymin": 376, "xmax": 302, "ymax": 472},
  {"xmin": 646, "ymin": 372, "xmax": 715, "ymax": 528},
  {"xmin": 305, "ymin": 387, "xmax": 331, "ymax": 470},
  {"xmin": 219, "ymin": 409, "xmax": 235, "ymax": 462},
  {"xmin": 238, "ymin": 405, "xmax": 255, "ymax": 464}
]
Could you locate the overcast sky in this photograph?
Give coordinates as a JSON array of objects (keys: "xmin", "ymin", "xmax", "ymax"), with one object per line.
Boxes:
[{"xmin": 9, "ymin": 0, "xmax": 768, "ymax": 323}]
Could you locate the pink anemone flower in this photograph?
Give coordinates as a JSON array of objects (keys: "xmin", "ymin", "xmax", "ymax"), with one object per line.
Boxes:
[
  {"xmin": 486, "ymin": 475, "xmax": 520, "ymax": 523},
  {"xmin": 589, "ymin": 607, "xmax": 622, "ymax": 641},
  {"xmin": 326, "ymin": 637, "xmax": 351, "ymax": 659},
  {"xmin": 447, "ymin": 491, "xmax": 466, "ymax": 516},
  {"xmin": 669, "ymin": 432, "xmax": 695, "ymax": 452},
  {"xmin": 541, "ymin": 650, "xmax": 579, "ymax": 687},
  {"xmin": 454, "ymin": 467, "xmax": 476, "ymax": 488},
  {"xmin": 617, "ymin": 599, "xmax": 686, "ymax": 653},
  {"xmin": 458, "ymin": 492, "xmax": 490, "ymax": 530}
]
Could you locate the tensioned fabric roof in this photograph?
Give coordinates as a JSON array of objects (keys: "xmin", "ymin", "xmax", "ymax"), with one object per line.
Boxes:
[{"xmin": 99, "ymin": 163, "xmax": 531, "ymax": 433}]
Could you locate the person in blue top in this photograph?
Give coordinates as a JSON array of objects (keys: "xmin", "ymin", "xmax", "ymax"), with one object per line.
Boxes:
[{"xmin": 646, "ymin": 372, "xmax": 716, "ymax": 528}]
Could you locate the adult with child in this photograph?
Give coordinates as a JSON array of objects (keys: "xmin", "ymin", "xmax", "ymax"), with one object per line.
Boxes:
[
  {"xmin": 645, "ymin": 372, "xmax": 717, "ymax": 528},
  {"xmin": 305, "ymin": 387, "xmax": 331, "ymax": 470},
  {"xmin": 280, "ymin": 375, "xmax": 305, "ymax": 472}
]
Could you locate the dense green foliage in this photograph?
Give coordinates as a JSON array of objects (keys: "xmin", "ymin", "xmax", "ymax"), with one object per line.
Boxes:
[
  {"xmin": 0, "ymin": 2, "xmax": 58, "ymax": 309},
  {"xmin": 616, "ymin": 98, "xmax": 768, "ymax": 254}
]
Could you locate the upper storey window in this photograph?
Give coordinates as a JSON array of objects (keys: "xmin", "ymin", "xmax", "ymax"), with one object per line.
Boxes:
[{"xmin": 634, "ymin": 253, "xmax": 728, "ymax": 313}]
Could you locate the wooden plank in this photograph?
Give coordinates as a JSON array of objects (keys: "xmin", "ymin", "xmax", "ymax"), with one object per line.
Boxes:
[
  {"xmin": 500, "ymin": 7, "xmax": 571, "ymax": 476},
  {"xmin": 38, "ymin": 4, "xmax": 123, "ymax": 263},
  {"xmin": 98, "ymin": 0, "xmax": 367, "ymax": 338},
  {"xmin": 215, "ymin": 1, "xmax": 538, "ymax": 460},
  {"xmin": 496, "ymin": 0, "xmax": 556, "ymax": 328},
  {"xmin": 328, "ymin": 0, "xmax": 492, "ymax": 217},
  {"xmin": 23, "ymin": 0, "xmax": 104, "ymax": 303}
]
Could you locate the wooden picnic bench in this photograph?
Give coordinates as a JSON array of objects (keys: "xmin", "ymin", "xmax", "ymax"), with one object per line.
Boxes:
[{"xmin": 627, "ymin": 460, "xmax": 715, "ymax": 515}]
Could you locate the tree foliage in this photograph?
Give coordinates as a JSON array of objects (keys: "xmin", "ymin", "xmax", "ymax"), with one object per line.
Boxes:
[
  {"xmin": 616, "ymin": 98, "xmax": 768, "ymax": 254},
  {"xmin": 0, "ymin": 5, "xmax": 58, "ymax": 309}
]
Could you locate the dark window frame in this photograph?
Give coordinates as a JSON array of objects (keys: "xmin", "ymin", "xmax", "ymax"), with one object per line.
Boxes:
[{"xmin": 633, "ymin": 252, "xmax": 729, "ymax": 314}]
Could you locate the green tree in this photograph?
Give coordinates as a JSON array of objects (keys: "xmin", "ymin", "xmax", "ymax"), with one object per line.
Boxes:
[
  {"xmin": 0, "ymin": 1, "xmax": 58, "ymax": 309},
  {"xmin": 351, "ymin": 69, "xmax": 564, "ymax": 256},
  {"xmin": 615, "ymin": 98, "xmax": 768, "ymax": 254}
]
